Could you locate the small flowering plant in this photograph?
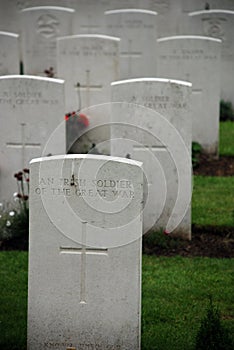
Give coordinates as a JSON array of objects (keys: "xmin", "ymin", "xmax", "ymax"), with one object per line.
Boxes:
[
  {"xmin": 0, "ymin": 169, "xmax": 30, "ymax": 242},
  {"xmin": 14, "ymin": 168, "xmax": 29, "ymax": 217}
]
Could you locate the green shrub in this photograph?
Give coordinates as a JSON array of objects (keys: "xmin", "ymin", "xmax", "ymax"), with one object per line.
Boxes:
[
  {"xmin": 195, "ymin": 296, "xmax": 233, "ymax": 350},
  {"xmin": 220, "ymin": 100, "xmax": 234, "ymax": 122}
]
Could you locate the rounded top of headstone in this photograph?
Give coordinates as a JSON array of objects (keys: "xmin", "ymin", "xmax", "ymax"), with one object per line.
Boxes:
[
  {"xmin": 0, "ymin": 31, "xmax": 19, "ymax": 38},
  {"xmin": 157, "ymin": 35, "xmax": 222, "ymax": 43},
  {"xmin": 105, "ymin": 8, "xmax": 157, "ymax": 15},
  {"xmin": 0, "ymin": 75, "xmax": 64, "ymax": 84},
  {"xmin": 30, "ymin": 154, "xmax": 143, "ymax": 168},
  {"xmin": 189, "ymin": 9, "xmax": 234, "ymax": 16},
  {"xmin": 57, "ymin": 34, "xmax": 121, "ymax": 42},
  {"xmin": 21, "ymin": 6, "xmax": 75, "ymax": 13},
  {"xmin": 30, "ymin": 154, "xmax": 143, "ymax": 248},
  {"xmin": 111, "ymin": 77, "xmax": 192, "ymax": 87}
]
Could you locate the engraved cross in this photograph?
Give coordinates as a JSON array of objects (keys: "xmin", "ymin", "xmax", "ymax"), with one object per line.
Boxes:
[
  {"xmin": 120, "ymin": 39, "xmax": 142, "ymax": 76},
  {"xmin": 60, "ymin": 221, "xmax": 108, "ymax": 304},
  {"xmin": 6, "ymin": 123, "xmax": 41, "ymax": 168},
  {"xmin": 75, "ymin": 69, "xmax": 103, "ymax": 108}
]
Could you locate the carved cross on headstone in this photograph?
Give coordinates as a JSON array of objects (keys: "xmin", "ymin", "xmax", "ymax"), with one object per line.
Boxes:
[
  {"xmin": 120, "ymin": 39, "xmax": 142, "ymax": 76},
  {"xmin": 60, "ymin": 221, "xmax": 108, "ymax": 304},
  {"xmin": 75, "ymin": 70, "xmax": 103, "ymax": 108},
  {"xmin": 6, "ymin": 123, "xmax": 41, "ymax": 168}
]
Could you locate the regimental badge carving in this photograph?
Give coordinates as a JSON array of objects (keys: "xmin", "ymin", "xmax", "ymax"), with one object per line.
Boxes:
[
  {"xmin": 37, "ymin": 14, "xmax": 60, "ymax": 39},
  {"xmin": 203, "ymin": 18, "xmax": 226, "ymax": 41}
]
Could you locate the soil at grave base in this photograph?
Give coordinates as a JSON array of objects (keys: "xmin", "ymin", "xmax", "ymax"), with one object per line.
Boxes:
[
  {"xmin": 1, "ymin": 226, "xmax": 234, "ymax": 258},
  {"xmin": 193, "ymin": 155, "xmax": 234, "ymax": 176},
  {"xmin": 143, "ymin": 226, "xmax": 234, "ymax": 258}
]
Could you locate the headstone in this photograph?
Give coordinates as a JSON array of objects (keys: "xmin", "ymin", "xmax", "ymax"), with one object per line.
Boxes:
[
  {"xmin": 188, "ymin": 10, "xmax": 234, "ymax": 107},
  {"xmin": 0, "ymin": 31, "xmax": 20, "ymax": 75},
  {"xmin": 157, "ymin": 35, "xmax": 222, "ymax": 156},
  {"xmin": 20, "ymin": 6, "xmax": 75, "ymax": 76},
  {"xmin": 0, "ymin": 0, "xmax": 27, "ymax": 33},
  {"xmin": 57, "ymin": 34, "xmax": 120, "ymax": 111},
  {"xmin": 111, "ymin": 79, "xmax": 192, "ymax": 239},
  {"xmin": 0, "ymin": 75, "xmax": 65, "ymax": 203},
  {"xmin": 183, "ymin": 0, "xmax": 234, "ymax": 12},
  {"xmin": 28, "ymin": 154, "xmax": 143, "ymax": 350},
  {"xmin": 71, "ymin": 0, "xmax": 108, "ymax": 34},
  {"xmin": 105, "ymin": 1, "xmax": 187, "ymax": 38},
  {"xmin": 105, "ymin": 9, "xmax": 158, "ymax": 79},
  {"xmin": 0, "ymin": 0, "xmax": 73, "ymax": 35},
  {"xmin": 57, "ymin": 34, "xmax": 120, "ymax": 154}
]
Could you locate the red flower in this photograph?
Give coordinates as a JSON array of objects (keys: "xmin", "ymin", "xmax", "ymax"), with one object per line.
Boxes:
[
  {"xmin": 78, "ymin": 113, "xmax": 89, "ymax": 127},
  {"xmin": 65, "ymin": 114, "xmax": 70, "ymax": 121},
  {"xmin": 17, "ymin": 193, "xmax": 22, "ymax": 198},
  {"xmin": 23, "ymin": 168, "xmax": 29, "ymax": 173},
  {"xmin": 163, "ymin": 230, "xmax": 170, "ymax": 236}
]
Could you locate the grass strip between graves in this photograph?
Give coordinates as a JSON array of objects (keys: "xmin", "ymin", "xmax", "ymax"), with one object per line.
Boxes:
[
  {"xmin": 0, "ymin": 252, "xmax": 233, "ymax": 350},
  {"xmin": 192, "ymin": 175, "xmax": 234, "ymax": 227},
  {"xmin": 219, "ymin": 121, "xmax": 234, "ymax": 156}
]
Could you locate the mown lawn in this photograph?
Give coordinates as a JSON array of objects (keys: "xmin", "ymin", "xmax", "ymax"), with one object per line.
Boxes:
[
  {"xmin": 220, "ymin": 121, "xmax": 234, "ymax": 156},
  {"xmin": 192, "ymin": 176, "xmax": 234, "ymax": 226},
  {"xmin": 0, "ymin": 252, "xmax": 233, "ymax": 350}
]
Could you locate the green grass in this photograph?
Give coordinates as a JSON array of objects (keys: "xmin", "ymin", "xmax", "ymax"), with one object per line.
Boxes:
[
  {"xmin": 191, "ymin": 121, "xmax": 234, "ymax": 228},
  {"xmin": 0, "ymin": 253, "xmax": 234, "ymax": 350},
  {"xmin": 192, "ymin": 176, "xmax": 234, "ymax": 226},
  {"xmin": 0, "ymin": 252, "xmax": 28, "ymax": 350},
  {"xmin": 142, "ymin": 255, "xmax": 234, "ymax": 350},
  {"xmin": 220, "ymin": 121, "xmax": 234, "ymax": 156}
]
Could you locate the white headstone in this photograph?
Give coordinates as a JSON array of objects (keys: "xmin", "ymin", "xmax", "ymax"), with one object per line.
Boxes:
[
  {"xmin": 188, "ymin": 10, "xmax": 234, "ymax": 107},
  {"xmin": 0, "ymin": 0, "xmax": 26, "ymax": 33},
  {"xmin": 111, "ymin": 79, "xmax": 192, "ymax": 239},
  {"xmin": 183, "ymin": 0, "xmax": 234, "ymax": 12},
  {"xmin": 0, "ymin": 75, "xmax": 65, "ymax": 203},
  {"xmin": 106, "ymin": 1, "xmax": 186, "ymax": 38},
  {"xmin": 71, "ymin": 0, "xmax": 108, "ymax": 34},
  {"xmin": 158, "ymin": 35, "xmax": 222, "ymax": 156},
  {"xmin": 150, "ymin": 0, "xmax": 187, "ymax": 38},
  {"xmin": 0, "ymin": 31, "xmax": 20, "ymax": 75},
  {"xmin": 105, "ymin": 9, "xmax": 158, "ymax": 79},
  {"xmin": 57, "ymin": 34, "xmax": 120, "ymax": 111},
  {"xmin": 57, "ymin": 34, "xmax": 120, "ymax": 154},
  {"xmin": 0, "ymin": 0, "xmax": 73, "ymax": 33},
  {"xmin": 20, "ymin": 6, "xmax": 75, "ymax": 76},
  {"xmin": 28, "ymin": 154, "xmax": 143, "ymax": 350}
]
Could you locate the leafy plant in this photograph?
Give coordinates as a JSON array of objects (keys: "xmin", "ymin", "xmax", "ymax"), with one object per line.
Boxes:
[
  {"xmin": 0, "ymin": 169, "xmax": 29, "ymax": 242},
  {"xmin": 220, "ymin": 100, "xmax": 234, "ymax": 122},
  {"xmin": 143, "ymin": 229, "xmax": 184, "ymax": 251},
  {"xmin": 195, "ymin": 296, "xmax": 233, "ymax": 350},
  {"xmin": 192, "ymin": 142, "xmax": 202, "ymax": 168}
]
